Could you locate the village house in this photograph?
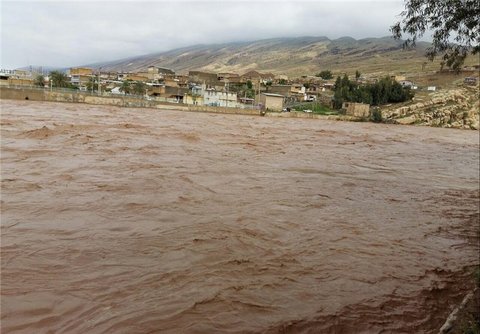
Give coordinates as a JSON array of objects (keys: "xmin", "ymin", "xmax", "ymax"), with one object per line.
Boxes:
[
  {"xmin": 241, "ymin": 70, "xmax": 275, "ymax": 84},
  {"xmin": 147, "ymin": 66, "xmax": 175, "ymax": 81},
  {"xmin": 0, "ymin": 69, "xmax": 34, "ymax": 86},
  {"xmin": 218, "ymin": 73, "xmax": 241, "ymax": 84},
  {"xmin": 203, "ymin": 88, "xmax": 238, "ymax": 108},
  {"xmin": 164, "ymin": 77, "xmax": 179, "ymax": 87},
  {"xmin": 125, "ymin": 74, "xmax": 149, "ymax": 82},
  {"xmin": 189, "ymin": 71, "xmax": 218, "ymax": 86},
  {"xmin": 259, "ymin": 93, "xmax": 285, "ymax": 111},
  {"xmin": 268, "ymin": 84, "xmax": 292, "ymax": 96},
  {"xmin": 184, "ymin": 84, "xmax": 238, "ymax": 107},
  {"xmin": 69, "ymin": 67, "xmax": 94, "ymax": 87}
]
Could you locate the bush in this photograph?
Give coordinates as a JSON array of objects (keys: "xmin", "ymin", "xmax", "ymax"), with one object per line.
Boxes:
[
  {"xmin": 371, "ymin": 109, "xmax": 383, "ymax": 123},
  {"xmin": 316, "ymin": 70, "xmax": 333, "ymax": 80}
]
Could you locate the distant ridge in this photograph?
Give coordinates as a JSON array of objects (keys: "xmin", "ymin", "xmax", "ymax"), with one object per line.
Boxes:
[{"xmin": 86, "ymin": 36, "xmax": 433, "ymax": 76}]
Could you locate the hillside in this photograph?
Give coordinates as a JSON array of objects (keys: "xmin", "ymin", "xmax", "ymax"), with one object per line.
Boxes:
[{"xmin": 87, "ymin": 36, "xmax": 443, "ymax": 76}]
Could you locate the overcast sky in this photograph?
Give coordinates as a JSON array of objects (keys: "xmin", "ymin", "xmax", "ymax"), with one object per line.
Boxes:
[{"xmin": 1, "ymin": 0, "xmax": 407, "ymax": 69}]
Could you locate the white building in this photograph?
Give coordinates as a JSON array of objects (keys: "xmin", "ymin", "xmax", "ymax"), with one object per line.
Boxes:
[
  {"xmin": 186, "ymin": 84, "xmax": 239, "ymax": 108},
  {"xmin": 203, "ymin": 88, "xmax": 238, "ymax": 108}
]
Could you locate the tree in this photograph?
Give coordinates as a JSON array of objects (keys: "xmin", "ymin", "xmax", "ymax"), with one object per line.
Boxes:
[
  {"xmin": 119, "ymin": 80, "xmax": 132, "ymax": 95},
  {"xmin": 355, "ymin": 70, "xmax": 361, "ymax": 80},
  {"xmin": 132, "ymin": 81, "xmax": 146, "ymax": 95},
  {"xmin": 316, "ymin": 70, "xmax": 333, "ymax": 80},
  {"xmin": 49, "ymin": 71, "xmax": 69, "ymax": 88},
  {"xmin": 86, "ymin": 77, "xmax": 99, "ymax": 92},
  {"xmin": 34, "ymin": 74, "xmax": 45, "ymax": 87},
  {"xmin": 246, "ymin": 80, "xmax": 253, "ymax": 89},
  {"xmin": 333, "ymin": 75, "xmax": 414, "ymax": 109},
  {"xmin": 391, "ymin": 0, "xmax": 480, "ymax": 72}
]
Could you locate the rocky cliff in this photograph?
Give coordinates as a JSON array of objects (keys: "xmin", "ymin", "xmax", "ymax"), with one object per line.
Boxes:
[{"xmin": 381, "ymin": 85, "xmax": 479, "ymax": 130}]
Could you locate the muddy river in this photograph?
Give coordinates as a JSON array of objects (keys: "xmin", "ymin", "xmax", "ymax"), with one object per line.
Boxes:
[{"xmin": 1, "ymin": 100, "xmax": 479, "ymax": 333}]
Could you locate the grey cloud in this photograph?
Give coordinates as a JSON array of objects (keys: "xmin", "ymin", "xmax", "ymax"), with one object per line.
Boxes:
[{"xmin": 1, "ymin": 0, "xmax": 405, "ymax": 69}]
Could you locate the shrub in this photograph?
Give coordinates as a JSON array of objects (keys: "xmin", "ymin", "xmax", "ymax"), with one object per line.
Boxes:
[{"xmin": 371, "ymin": 109, "xmax": 383, "ymax": 123}]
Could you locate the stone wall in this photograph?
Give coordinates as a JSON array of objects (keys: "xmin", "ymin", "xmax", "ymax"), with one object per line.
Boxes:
[{"xmin": 344, "ymin": 102, "xmax": 370, "ymax": 118}]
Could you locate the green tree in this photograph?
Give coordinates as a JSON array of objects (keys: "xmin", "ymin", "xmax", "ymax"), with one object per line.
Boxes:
[
  {"xmin": 132, "ymin": 81, "xmax": 146, "ymax": 95},
  {"xmin": 119, "ymin": 80, "xmax": 132, "ymax": 95},
  {"xmin": 246, "ymin": 80, "xmax": 253, "ymax": 89},
  {"xmin": 49, "ymin": 71, "xmax": 69, "ymax": 88},
  {"xmin": 86, "ymin": 77, "xmax": 99, "ymax": 92},
  {"xmin": 316, "ymin": 70, "xmax": 333, "ymax": 80},
  {"xmin": 355, "ymin": 70, "xmax": 361, "ymax": 80},
  {"xmin": 391, "ymin": 0, "xmax": 480, "ymax": 72},
  {"xmin": 333, "ymin": 75, "xmax": 413, "ymax": 109},
  {"xmin": 278, "ymin": 79, "xmax": 287, "ymax": 85},
  {"xmin": 34, "ymin": 74, "xmax": 45, "ymax": 87}
]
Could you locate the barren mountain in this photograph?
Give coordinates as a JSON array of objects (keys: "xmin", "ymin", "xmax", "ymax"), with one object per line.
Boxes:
[{"xmin": 87, "ymin": 36, "xmax": 436, "ymax": 76}]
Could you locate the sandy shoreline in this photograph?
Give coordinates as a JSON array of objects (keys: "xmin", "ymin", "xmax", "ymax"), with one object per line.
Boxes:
[{"xmin": 1, "ymin": 99, "xmax": 479, "ymax": 333}]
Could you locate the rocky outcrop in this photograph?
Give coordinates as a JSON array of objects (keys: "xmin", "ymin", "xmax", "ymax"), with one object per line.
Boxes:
[{"xmin": 381, "ymin": 86, "xmax": 479, "ymax": 130}]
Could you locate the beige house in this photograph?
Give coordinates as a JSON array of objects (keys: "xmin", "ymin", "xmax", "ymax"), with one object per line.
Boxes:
[
  {"xmin": 188, "ymin": 71, "xmax": 218, "ymax": 85},
  {"xmin": 259, "ymin": 93, "xmax": 285, "ymax": 111},
  {"xmin": 184, "ymin": 94, "xmax": 204, "ymax": 105},
  {"xmin": 125, "ymin": 74, "xmax": 149, "ymax": 82},
  {"xmin": 4, "ymin": 77, "xmax": 34, "ymax": 86},
  {"xmin": 70, "ymin": 67, "xmax": 93, "ymax": 76}
]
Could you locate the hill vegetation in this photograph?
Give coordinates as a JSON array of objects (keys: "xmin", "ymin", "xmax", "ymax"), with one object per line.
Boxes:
[{"xmin": 88, "ymin": 36, "xmax": 453, "ymax": 76}]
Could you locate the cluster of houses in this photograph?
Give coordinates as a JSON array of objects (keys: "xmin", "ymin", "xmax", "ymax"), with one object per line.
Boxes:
[
  {"xmin": 1, "ymin": 66, "xmax": 478, "ymax": 111},
  {"xmin": 0, "ymin": 66, "xmax": 338, "ymax": 111}
]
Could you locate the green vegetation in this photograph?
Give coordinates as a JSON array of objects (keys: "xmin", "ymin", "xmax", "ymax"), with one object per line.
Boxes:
[
  {"xmin": 371, "ymin": 109, "xmax": 383, "ymax": 123},
  {"xmin": 316, "ymin": 70, "xmax": 333, "ymax": 80},
  {"xmin": 132, "ymin": 81, "xmax": 146, "ymax": 95},
  {"xmin": 86, "ymin": 77, "xmax": 99, "ymax": 92},
  {"xmin": 49, "ymin": 71, "xmax": 70, "ymax": 88},
  {"xmin": 118, "ymin": 80, "xmax": 146, "ymax": 95},
  {"xmin": 119, "ymin": 80, "xmax": 133, "ymax": 94},
  {"xmin": 34, "ymin": 75, "xmax": 45, "ymax": 87},
  {"xmin": 333, "ymin": 74, "xmax": 414, "ymax": 109},
  {"xmin": 391, "ymin": 0, "xmax": 479, "ymax": 72}
]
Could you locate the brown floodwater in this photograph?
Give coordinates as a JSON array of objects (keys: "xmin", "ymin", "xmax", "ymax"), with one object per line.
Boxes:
[{"xmin": 1, "ymin": 100, "xmax": 479, "ymax": 333}]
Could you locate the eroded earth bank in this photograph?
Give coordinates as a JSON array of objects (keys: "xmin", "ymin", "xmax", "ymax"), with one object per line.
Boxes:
[{"xmin": 1, "ymin": 100, "xmax": 479, "ymax": 333}]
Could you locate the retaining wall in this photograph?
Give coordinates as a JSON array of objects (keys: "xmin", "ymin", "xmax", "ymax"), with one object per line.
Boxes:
[{"xmin": 1, "ymin": 87, "xmax": 353, "ymax": 121}]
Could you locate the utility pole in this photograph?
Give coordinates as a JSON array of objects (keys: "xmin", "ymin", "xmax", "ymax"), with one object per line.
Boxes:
[{"xmin": 98, "ymin": 68, "xmax": 101, "ymax": 96}]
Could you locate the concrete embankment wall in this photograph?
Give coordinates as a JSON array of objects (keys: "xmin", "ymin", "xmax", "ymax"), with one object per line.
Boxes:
[
  {"xmin": 0, "ymin": 87, "xmax": 352, "ymax": 121},
  {"xmin": 0, "ymin": 87, "xmax": 263, "ymax": 117},
  {"xmin": 1, "ymin": 87, "xmax": 46, "ymax": 101},
  {"xmin": 0, "ymin": 87, "xmax": 163, "ymax": 108}
]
